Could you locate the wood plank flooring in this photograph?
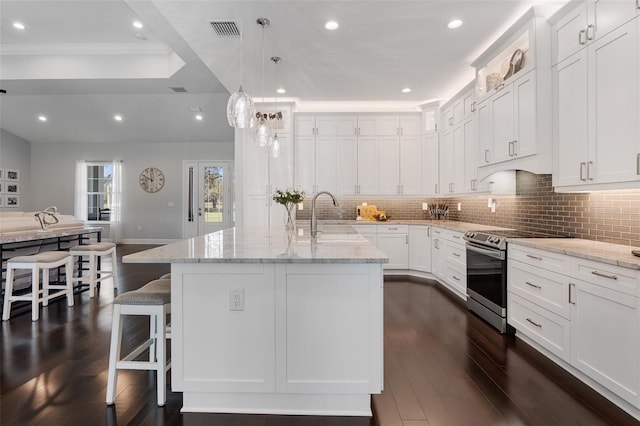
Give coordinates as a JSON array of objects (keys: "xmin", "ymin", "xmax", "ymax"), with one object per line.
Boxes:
[{"xmin": 1, "ymin": 245, "xmax": 637, "ymax": 425}]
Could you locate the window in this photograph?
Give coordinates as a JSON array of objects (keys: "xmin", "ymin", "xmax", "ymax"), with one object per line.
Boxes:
[{"xmin": 86, "ymin": 163, "xmax": 113, "ymax": 221}]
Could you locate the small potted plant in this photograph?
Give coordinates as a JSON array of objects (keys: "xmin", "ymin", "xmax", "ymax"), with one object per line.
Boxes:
[{"xmin": 272, "ymin": 188, "xmax": 305, "ymax": 228}]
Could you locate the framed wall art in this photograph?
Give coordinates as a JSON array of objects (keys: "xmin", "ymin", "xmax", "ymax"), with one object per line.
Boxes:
[
  {"xmin": 5, "ymin": 195, "xmax": 19, "ymax": 208},
  {"xmin": 6, "ymin": 169, "xmax": 19, "ymax": 182},
  {"xmin": 6, "ymin": 183, "xmax": 19, "ymax": 194}
]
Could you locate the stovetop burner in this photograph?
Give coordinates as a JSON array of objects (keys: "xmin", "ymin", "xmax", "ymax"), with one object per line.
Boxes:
[{"xmin": 464, "ymin": 229, "xmax": 564, "ymax": 250}]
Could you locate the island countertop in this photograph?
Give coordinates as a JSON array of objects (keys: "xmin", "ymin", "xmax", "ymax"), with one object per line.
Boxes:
[{"xmin": 122, "ymin": 225, "xmax": 389, "ymax": 264}]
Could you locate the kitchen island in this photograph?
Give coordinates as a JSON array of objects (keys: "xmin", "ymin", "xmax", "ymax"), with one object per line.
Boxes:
[{"xmin": 123, "ymin": 225, "xmax": 387, "ymax": 416}]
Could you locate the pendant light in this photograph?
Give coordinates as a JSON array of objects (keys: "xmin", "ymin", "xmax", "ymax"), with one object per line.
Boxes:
[
  {"xmin": 270, "ymin": 56, "xmax": 282, "ymax": 158},
  {"xmin": 226, "ymin": 20, "xmax": 255, "ymax": 128},
  {"xmin": 254, "ymin": 18, "xmax": 273, "ymax": 147}
]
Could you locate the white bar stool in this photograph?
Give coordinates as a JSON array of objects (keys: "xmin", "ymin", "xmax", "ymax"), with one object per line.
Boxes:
[
  {"xmin": 106, "ymin": 279, "xmax": 171, "ymax": 406},
  {"xmin": 2, "ymin": 251, "xmax": 74, "ymax": 321},
  {"xmin": 69, "ymin": 242, "xmax": 118, "ymax": 297}
]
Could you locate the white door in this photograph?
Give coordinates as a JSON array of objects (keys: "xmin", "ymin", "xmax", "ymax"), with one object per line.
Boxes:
[{"xmin": 183, "ymin": 161, "xmax": 234, "ymax": 238}]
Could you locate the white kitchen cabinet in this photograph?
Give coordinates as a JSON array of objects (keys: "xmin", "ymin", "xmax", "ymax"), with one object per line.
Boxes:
[
  {"xmin": 356, "ymin": 136, "xmax": 377, "ymax": 195},
  {"xmin": 408, "ymin": 225, "xmax": 431, "ymax": 273},
  {"xmin": 431, "ymin": 229, "xmax": 446, "ymax": 281},
  {"xmin": 421, "ymin": 133, "xmax": 440, "ymax": 196},
  {"xmin": 553, "ymin": 18, "xmax": 640, "ymax": 191},
  {"xmin": 353, "ymin": 224, "xmax": 378, "ymax": 247},
  {"xmin": 377, "ymin": 136, "xmax": 400, "ymax": 195},
  {"xmin": 571, "ymin": 278, "xmax": 640, "ymax": 406},
  {"xmin": 377, "ymin": 225, "xmax": 409, "ymax": 270},
  {"xmin": 508, "ymin": 241, "xmax": 640, "ymax": 416},
  {"xmin": 472, "ymin": 8, "xmax": 553, "ymax": 179},
  {"xmin": 439, "ymin": 128, "xmax": 454, "ymax": 194},
  {"xmin": 421, "ymin": 102, "xmax": 440, "ymax": 133},
  {"xmin": 294, "ymin": 114, "xmax": 358, "ymax": 195},
  {"xmin": 399, "ymin": 135, "xmax": 422, "ymax": 195},
  {"xmin": 551, "ymin": 0, "xmax": 639, "ymax": 65},
  {"xmin": 463, "ymin": 116, "xmax": 489, "ymax": 192}
]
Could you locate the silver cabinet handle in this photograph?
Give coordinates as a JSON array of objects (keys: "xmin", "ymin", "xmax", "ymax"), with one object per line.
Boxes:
[
  {"xmin": 434, "ymin": 183, "xmax": 438, "ymax": 194},
  {"xmin": 427, "ymin": 227, "xmax": 431, "ymax": 237},
  {"xmin": 508, "ymin": 141, "xmax": 513, "ymax": 156},
  {"xmin": 452, "ymin": 275, "xmax": 460, "ymax": 281},
  {"xmin": 388, "ymin": 227, "xmax": 398, "ymax": 230},
  {"xmin": 452, "ymin": 235, "xmax": 461, "ymax": 239},
  {"xmin": 434, "ymin": 239, "xmax": 439, "ymax": 249},
  {"xmin": 526, "ymin": 281, "xmax": 542, "ymax": 289},
  {"xmin": 569, "ymin": 283, "xmax": 576, "ymax": 304},
  {"xmin": 453, "ymin": 252, "xmax": 461, "ymax": 257},
  {"xmin": 405, "ymin": 235, "xmax": 409, "ymax": 244},
  {"xmin": 434, "ymin": 123, "xmax": 438, "ymax": 132},
  {"xmin": 512, "ymin": 140, "xmax": 517, "ymax": 156},
  {"xmin": 580, "ymin": 162, "xmax": 587, "ymax": 181},
  {"xmin": 358, "ymin": 127, "xmax": 361, "ymax": 135},
  {"xmin": 587, "ymin": 161, "xmax": 594, "ymax": 180},
  {"xmin": 496, "ymin": 83, "xmax": 505, "ymax": 91},
  {"xmin": 526, "ymin": 318, "xmax": 542, "ymax": 328},
  {"xmin": 484, "ymin": 149, "xmax": 490, "ymax": 163},
  {"xmin": 586, "ymin": 24, "xmax": 595, "ymax": 41},
  {"xmin": 471, "ymin": 102, "xmax": 476, "ymax": 113},
  {"xmin": 591, "ymin": 270, "xmax": 618, "ymax": 280},
  {"xmin": 526, "ymin": 254, "xmax": 542, "ymax": 260},
  {"xmin": 579, "ymin": 29, "xmax": 587, "ymax": 45}
]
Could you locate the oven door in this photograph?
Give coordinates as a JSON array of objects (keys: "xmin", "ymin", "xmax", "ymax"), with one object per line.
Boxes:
[{"xmin": 466, "ymin": 242, "xmax": 507, "ymax": 316}]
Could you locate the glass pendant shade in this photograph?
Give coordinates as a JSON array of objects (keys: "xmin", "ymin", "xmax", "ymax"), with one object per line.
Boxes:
[
  {"xmin": 272, "ymin": 134, "xmax": 280, "ymax": 158},
  {"xmin": 226, "ymin": 86, "xmax": 255, "ymax": 128},
  {"xmin": 254, "ymin": 116, "xmax": 272, "ymax": 146}
]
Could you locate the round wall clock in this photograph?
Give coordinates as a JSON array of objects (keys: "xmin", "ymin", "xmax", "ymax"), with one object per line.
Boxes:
[{"xmin": 139, "ymin": 167, "xmax": 165, "ymax": 193}]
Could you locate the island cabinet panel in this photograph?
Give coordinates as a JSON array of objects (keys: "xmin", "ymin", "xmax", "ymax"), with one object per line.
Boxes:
[
  {"xmin": 174, "ymin": 263, "xmax": 277, "ymax": 393},
  {"xmin": 170, "ymin": 261, "xmax": 383, "ymax": 415},
  {"xmin": 277, "ymin": 264, "xmax": 382, "ymax": 394}
]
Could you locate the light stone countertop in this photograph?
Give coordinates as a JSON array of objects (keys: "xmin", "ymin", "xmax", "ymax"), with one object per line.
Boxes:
[
  {"xmin": 318, "ymin": 219, "xmax": 511, "ymax": 233},
  {"xmin": 122, "ymin": 225, "xmax": 388, "ymax": 264},
  {"xmin": 508, "ymin": 238, "xmax": 640, "ymax": 271},
  {"xmin": 0, "ymin": 226, "xmax": 103, "ymax": 244}
]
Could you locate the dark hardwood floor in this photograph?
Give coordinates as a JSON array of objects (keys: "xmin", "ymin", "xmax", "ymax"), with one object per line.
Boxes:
[{"xmin": 1, "ymin": 245, "xmax": 637, "ymax": 425}]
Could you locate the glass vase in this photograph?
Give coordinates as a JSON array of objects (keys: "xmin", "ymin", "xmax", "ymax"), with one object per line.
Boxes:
[{"xmin": 284, "ymin": 202, "xmax": 296, "ymax": 229}]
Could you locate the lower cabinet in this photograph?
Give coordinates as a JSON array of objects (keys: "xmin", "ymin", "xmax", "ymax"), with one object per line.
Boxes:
[
  {"xmin": 408, "ymin": 225, "xmax": 431, "ymax": 272},
  {"xmin": 571, "ymin": 278, "xmax": 640, "ymax": 407},
  {"xmin": 508, "ymin": 243, "xmax": 640, "ymax": 416},
  {"xmin": 377, "ymin": 225, "xmax": 409, "ymax": 270}
]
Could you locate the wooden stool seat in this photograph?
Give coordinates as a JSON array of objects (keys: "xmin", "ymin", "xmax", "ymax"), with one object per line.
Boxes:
[
  {"xmin": 106, "ymin": 279, "xmax": 171, "ymax": 406},
  {"xmin": 69, "ymin": 242, "xmax": 118, "ymax": 297},
  {"xmin": 2, "ymin": 251, "xmax": 74, "ymax": 321}
]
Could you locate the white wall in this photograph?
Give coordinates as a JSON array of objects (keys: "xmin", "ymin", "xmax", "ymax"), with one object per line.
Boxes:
[
  {"xmin": 0, "ymin": 129, "xmax": 32, "ymax": 211},
  {"xmin": 30, "ymin": 141, "xmax": 233, "ymax": 242}
]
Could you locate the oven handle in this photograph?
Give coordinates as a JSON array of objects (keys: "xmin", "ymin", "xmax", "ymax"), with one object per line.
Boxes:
[{"xmin": 466, "ymin": 242, "xmax": 505, "ymax": 260}]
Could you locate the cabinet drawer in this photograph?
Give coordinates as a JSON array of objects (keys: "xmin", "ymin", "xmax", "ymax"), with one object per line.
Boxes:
[
  {"xmin": 509, "ymin": 293, "xmax": 571, "ymax": 362},
  {"xmin": 377, "ymin": 224, "xmax": 408, "ymax": 234},
  {"xmin": 508, "ymin": 244, "xmax": 570, "ymax": 274},
  {"xmin": 446, "ymin": 241, "xmax": 466, "ymax": 266},
  {"xmin": 446, "ymin": 261, "xmax": 466, "ymax": 295},
  {"xmin": 574, "ymin": 258, "xmax": 640, "ymax": 297},
  {"xmin": 431, "ymin": 227, "xmax": 464, "ymax": 243},
  {"xmin": 509, "ymin": 260, "xmax": 571, "ymax": 319}
]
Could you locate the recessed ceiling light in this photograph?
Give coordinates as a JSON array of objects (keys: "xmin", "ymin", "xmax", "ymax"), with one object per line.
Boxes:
[
  {"xmin": 195, "ymin": 114, "xmax": 203, "ymax": 121},
  {"xmin": 325, "ymin": 21, "xmax": 339, "ymax": 31},
  {"xmin": 448, "ymin": 19, "xmax": 463, "ymax": 29},
  {"xmin": 133, "ymin": 20, "xmax": 143, "ymax": 29},
  {"xmin": 13, "ymin": 22, "xmax": 25, "ymax": 30},
  {"xmin": 38, "ymin": 115, "xmax": 47, "ymax": 122},
  {"xmin": 114, "ymin": 114, "xmax": 123, "ymax": 122},
  {"xmin": 401, "ymin": 88, "xmax": 412, "ymax": 94},
  {"xmin": 276, "ymin": 88, "xmax": 286, "ymax": 94}
]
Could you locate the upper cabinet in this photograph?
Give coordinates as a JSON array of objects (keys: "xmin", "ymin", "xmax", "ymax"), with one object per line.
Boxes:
[
  {"xmin": 551, "ymin": 0, "xmax": 639, "ymax": 65},
  {"xmin": 551, "ymin": 10, "xmax": 640, "ymax": 191},
  {"xmin": 293, "ymin": 113, "xmax": 422, "ymax": 197},
  {"xmin": 471, "ymin": 7, "xmax": 553, "ymax": 180}
]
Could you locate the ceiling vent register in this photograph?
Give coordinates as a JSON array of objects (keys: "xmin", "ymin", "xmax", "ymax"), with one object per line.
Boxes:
[{"xmin": 210, "ymin": 21, "xmax": 240, "ymax": 37}]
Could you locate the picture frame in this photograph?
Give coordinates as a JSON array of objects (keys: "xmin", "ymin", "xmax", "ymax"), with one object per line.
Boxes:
[
  {"xmin": 5, "ymin": 195, "xmax": 19, "ymax": 208},
  {"xmin": 6, "ymin": 169, "xmax": 19, "ymax": 182},
  {"xmin": 6, "ymin": 183, "xmax": 19, "ymax": 194}
]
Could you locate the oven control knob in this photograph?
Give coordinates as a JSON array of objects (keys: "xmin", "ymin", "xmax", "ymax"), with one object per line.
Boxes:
[
  {"xmin": 488, "ymin": 236, "xmax": 495, "ymax": 243},
  {"xmin": 466, "ymin": 232, "xmax": 475, "ymax": 238}
]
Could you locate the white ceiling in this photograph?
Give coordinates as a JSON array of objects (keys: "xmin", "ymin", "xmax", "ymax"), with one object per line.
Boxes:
[{"xmin": 0, "ymin": 0, "xmax": 568, "ymax": 144}]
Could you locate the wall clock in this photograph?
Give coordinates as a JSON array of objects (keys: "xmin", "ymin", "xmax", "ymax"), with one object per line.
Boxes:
[{"xmin": 139, "ymin": 167, "xmax": 165, "ymax": 193}]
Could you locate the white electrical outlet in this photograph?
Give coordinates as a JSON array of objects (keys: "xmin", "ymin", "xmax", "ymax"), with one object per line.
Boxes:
[
  {"xmin": 422, "ymin": 202, "xmax": 428, "ymax": 210},
  {"xmin": 457, "ymin": 203, "xmax": 461, "ymax": 211},
  {"xmin": 298, "ymin": 202, "xmax": 303, "ymax": 210},
  {"xmin": 229, "ymin": 289, "xmax": 244, "ymax": 311}
]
